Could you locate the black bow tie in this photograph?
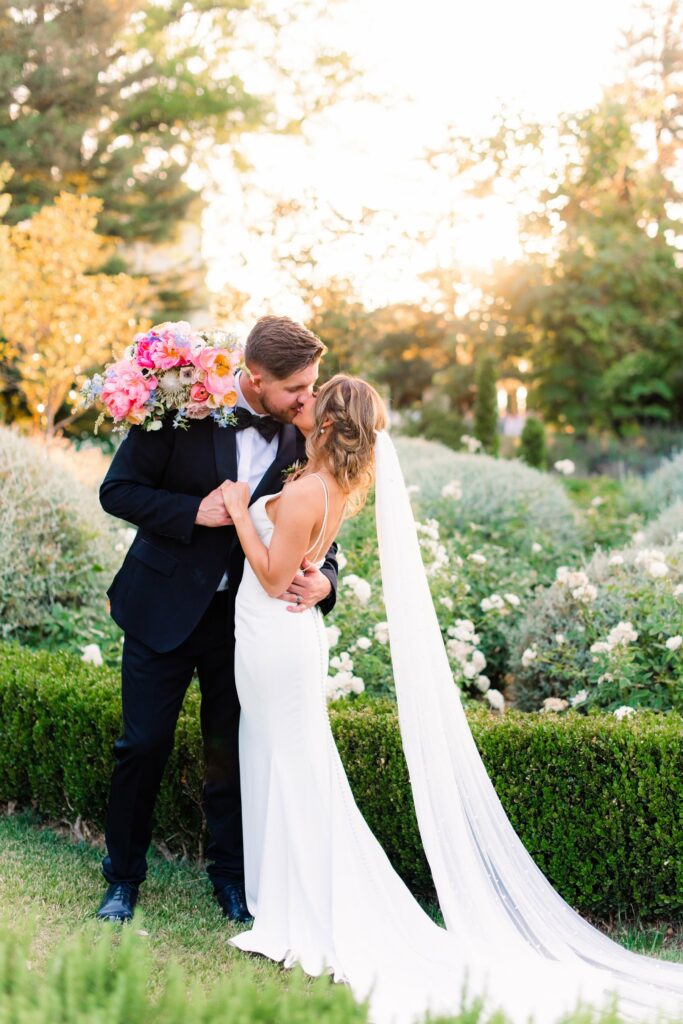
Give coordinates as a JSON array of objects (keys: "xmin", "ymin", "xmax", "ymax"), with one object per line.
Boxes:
[{"xmin": 232, "ymin": 405, "xmax": 281, "ymax": 442}]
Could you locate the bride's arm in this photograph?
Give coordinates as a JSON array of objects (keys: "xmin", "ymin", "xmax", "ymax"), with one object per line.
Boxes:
[{"xmin": 221, "ymin": 478, "xmax": 322, "ymax": 598}]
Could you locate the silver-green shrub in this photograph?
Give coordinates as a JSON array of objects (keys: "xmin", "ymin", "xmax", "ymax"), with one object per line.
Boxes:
[
  {"xmin": 509, "ymin": 538, "xmax": 683, "ymax": 712},
  {"xmin": 0, "ymin": 426, "xmax": 121, "ymax": 644},
  {"xmin": 642, "ymin": 500, "xmax": 683, "ymax": 546},
  {"xmin": 394, "ymin": 436, "xmax": 583, "ymax": 559},
  {"xmin": 641, "ymin": 449, "xmax": 683, "ymax": 514}
]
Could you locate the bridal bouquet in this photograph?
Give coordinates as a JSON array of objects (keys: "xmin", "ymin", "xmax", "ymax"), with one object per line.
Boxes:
[{"xmin": 81, "ymin": 321, "xmax": 243, "ymax": 434}]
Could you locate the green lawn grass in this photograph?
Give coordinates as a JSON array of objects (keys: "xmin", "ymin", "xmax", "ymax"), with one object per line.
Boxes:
[{"xmin": 1, "ymin": 810, "xmax": 680, "ymax": 1014}]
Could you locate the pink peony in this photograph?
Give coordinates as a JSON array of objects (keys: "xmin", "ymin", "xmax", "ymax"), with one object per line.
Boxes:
[
  {"xmin": 152, "ymin": 337, "xmax": 193, "ymax": 370},
  {"xmin": 194, "ymin": 349, "xmax": 237, "ymax": 396},
  {"xmin": 101, "ymin": 361, "xmax": 156, "ymax": 421},
  {"xmin": 135, "ymin": 338, "xmax": 161, "ymax": 369},
  {"xmin": 190, "ymin": 382, "xmax": 209, "ymax": 403}
]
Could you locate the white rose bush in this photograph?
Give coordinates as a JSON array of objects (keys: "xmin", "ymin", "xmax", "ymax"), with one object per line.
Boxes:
[{"xmin": 4, "ymin": 421, "xmax": 683, "ymax": 716}]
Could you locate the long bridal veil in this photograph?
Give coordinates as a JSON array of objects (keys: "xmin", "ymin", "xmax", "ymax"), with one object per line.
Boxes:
[{"xmin": 373, "ymin": 429, "xmax": 683, "ymax": 1023}]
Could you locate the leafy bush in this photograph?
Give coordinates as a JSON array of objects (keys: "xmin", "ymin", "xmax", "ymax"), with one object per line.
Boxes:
[
  {"xmin": 473, "ymin": 357, "xmax": 499, "ymax": 455},
  {"xmin": 399, "ymin": 404, "xmax": 465, "ymax": 451},
  {"xmin": 547, "ymin": 427, "xmax": 683, "ymax": 478},
  {"xmin": 519, "ymin": 417, "xmax": 547, "ymax": 469},
  {"xmin": 561, "ymin": 477, "xmax": 645, "ymax": 552},
  {"xmin": 0, "ymin": 923, "xmax": 371, "ymax": 1024},
  {"xmin": 1, "ymin": 642, "xmax": 681, "ymax": 917},
  {"xmin": 510, "ymin": 539, "xmax": 683, "ymax": 713},
  {"xmin": 0, "ymin": 426, "xmax": 124, "ymax": 652}
]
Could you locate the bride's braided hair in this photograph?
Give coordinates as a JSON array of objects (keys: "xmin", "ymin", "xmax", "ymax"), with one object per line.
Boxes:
[{"xmin": 306, "ymin": 374, "xmax": 388, "ymax": 516}]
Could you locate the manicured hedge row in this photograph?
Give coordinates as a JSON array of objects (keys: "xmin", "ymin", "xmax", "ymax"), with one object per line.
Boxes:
[{"xmin": 1, "ymin": 642, "xmax": 681, "ymax": 917}]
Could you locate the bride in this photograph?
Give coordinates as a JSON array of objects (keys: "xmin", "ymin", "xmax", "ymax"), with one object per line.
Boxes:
[{"xmin": 220, "ymin": 374, "xmax": 683, "ymax": 1024}]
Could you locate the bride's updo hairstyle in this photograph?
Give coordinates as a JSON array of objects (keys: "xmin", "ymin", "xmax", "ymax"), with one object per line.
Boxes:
[{"xmin": 307, "ymin": 374, "xmax": 387, "ymax": 515}]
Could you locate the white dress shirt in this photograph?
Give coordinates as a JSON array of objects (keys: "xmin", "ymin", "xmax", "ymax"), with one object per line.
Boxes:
[{"xmin": 216, "ymin": 371, "xmax": 280, "ymax": 591}]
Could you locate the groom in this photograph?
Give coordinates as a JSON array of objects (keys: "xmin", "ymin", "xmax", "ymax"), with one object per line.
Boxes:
[{"xmin": 95, "ymin": 315, "xmax": 338, "ymax": 923}]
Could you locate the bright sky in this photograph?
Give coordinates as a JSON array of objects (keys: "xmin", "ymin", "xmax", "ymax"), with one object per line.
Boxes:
[{"xmin": 199, "ymin": 0, "xmax": 644, "ymax": 323}]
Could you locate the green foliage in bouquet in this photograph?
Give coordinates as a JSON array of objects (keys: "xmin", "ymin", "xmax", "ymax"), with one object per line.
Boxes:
[{"xmin": 1, "ymin": 643, "xmax": 680, "ymax": 918}]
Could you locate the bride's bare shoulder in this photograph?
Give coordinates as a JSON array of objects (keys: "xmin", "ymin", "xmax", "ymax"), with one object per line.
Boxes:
[{"xmin": 281, "ymin": 472, "xmax": 342, "ymax": 507}]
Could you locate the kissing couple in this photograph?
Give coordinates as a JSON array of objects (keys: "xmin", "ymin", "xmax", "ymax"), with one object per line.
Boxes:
[{"xmin": 96, "ymin": 316, "xmax": 682, "ymax": 1024}]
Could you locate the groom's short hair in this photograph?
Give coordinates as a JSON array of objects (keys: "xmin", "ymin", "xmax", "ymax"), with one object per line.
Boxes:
[{"xmin": 246, "ymin": 316, "xmax": 326, "ymax": 380}]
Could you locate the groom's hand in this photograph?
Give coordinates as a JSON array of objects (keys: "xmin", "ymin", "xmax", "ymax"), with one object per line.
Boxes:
[
  {"xmin": 279, "ymin": 557, "xmax": 332, "ymax": 613},
  {"xmin": 195, "ymin": 485, "xmax": 234, "ymax": 527}
]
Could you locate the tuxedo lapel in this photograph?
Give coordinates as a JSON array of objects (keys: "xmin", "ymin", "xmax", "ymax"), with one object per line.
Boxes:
[
  {"xmin": 212, "ymin": 419, "xmax": 238, "ymax": 485},
  {"xmin": 249, "ymin": 424, "xmax": 300, "ymax": 506}
]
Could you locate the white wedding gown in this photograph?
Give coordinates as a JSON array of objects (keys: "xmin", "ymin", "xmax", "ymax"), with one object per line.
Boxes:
[{"xmin": 229, "ymin": 468, "xmax": 683, "ymax": 1024}]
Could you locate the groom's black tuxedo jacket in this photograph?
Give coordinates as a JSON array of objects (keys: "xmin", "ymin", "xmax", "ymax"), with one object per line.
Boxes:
[{"xmin": 100, "ymin": 415, "xmax": 338, "ymax": 653}]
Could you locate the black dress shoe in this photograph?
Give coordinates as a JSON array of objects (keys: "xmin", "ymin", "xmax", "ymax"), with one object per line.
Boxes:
[
  {"xmin": 96, "ymin": 882, "xmax": 139, "ymax": 922},
  {"xmin": 215, "ymin": 882, "xmax": 253, "ymax": 923}
]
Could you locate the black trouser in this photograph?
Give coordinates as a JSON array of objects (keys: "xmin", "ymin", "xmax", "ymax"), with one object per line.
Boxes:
[{"xmin": 102, "ymin": 589, "xmax": 243, "ymax": 891}]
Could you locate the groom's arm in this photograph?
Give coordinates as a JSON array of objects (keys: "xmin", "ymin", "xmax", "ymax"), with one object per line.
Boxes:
[
  {"xmin": 100, "ymin": 421, "xmax": 203, "ymax": 544},
  {"xmin": 317, "ymin": 541, "xmax": 338, "ymax": 616}
]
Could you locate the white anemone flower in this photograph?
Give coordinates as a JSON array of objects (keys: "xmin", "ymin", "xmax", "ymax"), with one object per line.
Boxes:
[
  {"xmin": 81, "ymin": 643, "xmax": 103, "ymax": 667},
  {"xmin": 613, "ymin": 705, "xmax": 636, "ymax": 721},
  {"xmin": 521, "ymin": 646, "xmax": 537, "ymax": 668},
  {"xmin": 486, "ymin": 689, "xmax": 505, "ymax": 711}
]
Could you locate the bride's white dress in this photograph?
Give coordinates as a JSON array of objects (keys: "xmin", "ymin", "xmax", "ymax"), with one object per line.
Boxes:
[{"xmin": 229, "ymin": 467, "xmax": 683, "ymax": 1024}]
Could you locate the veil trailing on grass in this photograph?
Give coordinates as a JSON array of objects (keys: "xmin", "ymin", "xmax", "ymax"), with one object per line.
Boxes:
[{"xmin": 373, "ymin": 428, "xmax": 683, "ymax": 1023}]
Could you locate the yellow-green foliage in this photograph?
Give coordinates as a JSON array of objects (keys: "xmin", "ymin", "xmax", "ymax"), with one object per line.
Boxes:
[{"xmin": 1, "ymin": 643, "xmax": 681, "ymax": 918}]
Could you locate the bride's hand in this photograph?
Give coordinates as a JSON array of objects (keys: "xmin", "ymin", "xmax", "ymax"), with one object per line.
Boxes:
[{"xmin": 220, "ymin": 480, "xmax": 250, "ymax": 521}]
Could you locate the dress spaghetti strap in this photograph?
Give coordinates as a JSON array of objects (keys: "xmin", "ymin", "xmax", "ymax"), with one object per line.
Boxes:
[{"xmin": 304, "ymin": 473, "xmax": 329, "ymax": 561}]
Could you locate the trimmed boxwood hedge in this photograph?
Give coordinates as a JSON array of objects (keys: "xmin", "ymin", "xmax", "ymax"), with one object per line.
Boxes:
[{"xmin": 1, "ymin": 642, "xmax": 681, "ymax": 918}]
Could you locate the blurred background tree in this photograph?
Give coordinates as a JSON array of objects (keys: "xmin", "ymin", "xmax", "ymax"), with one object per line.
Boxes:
[{"xmin": 0, "ymin": 191, "xmax": 149, "ymax": 436}]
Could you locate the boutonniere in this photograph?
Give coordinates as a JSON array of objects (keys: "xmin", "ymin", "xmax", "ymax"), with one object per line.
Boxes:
[{"xmin": 282, "ymin": 459, "xmax": 307, "ymax": 484}]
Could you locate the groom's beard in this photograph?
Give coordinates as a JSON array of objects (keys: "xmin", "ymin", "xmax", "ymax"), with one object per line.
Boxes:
[{"xmin": 260, "ymin": 393, "xmax": 303, "ymax": 423}]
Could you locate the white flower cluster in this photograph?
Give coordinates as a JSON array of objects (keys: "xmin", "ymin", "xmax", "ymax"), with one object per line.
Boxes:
[
  {"xmin": 445, "ymin": 619, "xmax": 488, "ymax": 690},
  {"xmin": 416, "ymin": 519, "xmax": 449, "ymax": 575},
  {"xmin": 480, "ymin": 592, "xmax": 520, "ymax": 614},
  {"xmin": 326, "ymin": 625, "xmax": 341, "ymax": 648},
  {"xmin": 666, "ymin": 635, "xmax": 682, "ymax": 651},
  {"xmin": 440, "ymin": 479, "xmax": 462, "ymax": 500},
  {"xmin": 374, "ymin": 621, "xmax": 390, "ymax": 645},
  {"xmin": 553, "ymin": 459, "xmax": 575, "ymax": 476},
  {"xmin": 613, "ymin": 705, "xmax": 636, "ymax": 721},
  {"xmin": 325, "ymin": 650, "xmax": 365, "ymax": 701},
  {"xmin": 521, "ymin": 645, "xmax": 537, "ymax": 668},
  {"xmin": 590, "ymin": 620, "xmax": 638, "ymax": 656},
  {"xmin": 555, "ymin": 567, "xmax": 598, "ymax": 604},
  {"xmin": 460, "ymin": 434, "xmax": 482, "ymax": 454},
  {"xmin": 341, "ymin": 574, "xmax": 371, "ymax": 605},
  {"xmin": 634, "ymin": 547, "xmax": 669, "ymax": 579},
  {"xmin": 468, "ymin": 552, "xmax": 487, "ymax": 565}
]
